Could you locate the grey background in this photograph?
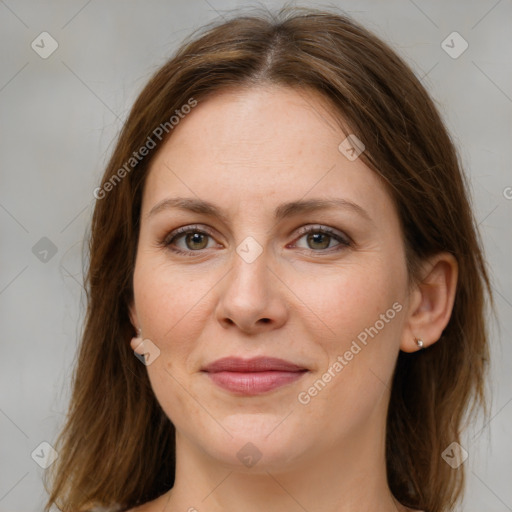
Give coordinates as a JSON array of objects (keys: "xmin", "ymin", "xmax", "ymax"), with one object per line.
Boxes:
[{"xmin": 0, "ymin": 1, "xmax": 511, "ymax": 511}]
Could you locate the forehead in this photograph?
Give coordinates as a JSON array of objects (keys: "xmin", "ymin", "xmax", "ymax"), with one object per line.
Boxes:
[{"xmin": 142, "ymin": 85, "xmax": 395, "ymax": 225}]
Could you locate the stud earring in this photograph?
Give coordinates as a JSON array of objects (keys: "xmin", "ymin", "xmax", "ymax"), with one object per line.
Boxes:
[{"xmin": 414, "ymin": 337, "xmax": 424, "ymax": 350}]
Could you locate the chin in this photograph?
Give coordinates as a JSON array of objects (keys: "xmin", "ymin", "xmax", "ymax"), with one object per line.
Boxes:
[
  {"xmin": 193, "ymin": 415, "xmax": 312, "ymax": 472},
  {"xmin": 211, "ymin": 439, "xmax": 305, "ymax": 473}
]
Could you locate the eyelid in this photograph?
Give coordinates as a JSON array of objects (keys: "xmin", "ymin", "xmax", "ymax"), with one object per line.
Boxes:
[
  {"xmin": 290, "ymin": 224, "xmax": 351, "ymax": 246},
  {"xmin": 162, "ymin": 224, "xmax": 217, "ymax": 244},
  {"xmin": 161, "ymin": 225, "xmax": 222, "ymax": 255}
]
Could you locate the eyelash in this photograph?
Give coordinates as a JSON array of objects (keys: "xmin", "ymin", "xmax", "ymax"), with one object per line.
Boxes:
[{"xmin": 160, "ymin": 224, "xmax": 352, "ymax": 257}]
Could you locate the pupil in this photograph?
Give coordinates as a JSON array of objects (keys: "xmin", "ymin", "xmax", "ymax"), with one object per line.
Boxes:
[
  {"xmin": 308, "ymin": 233, "xmax": 329, "ymax": 249},
  {"xmin": 187, "ymin": 233, "xmax": 206, "ymax": 249}
]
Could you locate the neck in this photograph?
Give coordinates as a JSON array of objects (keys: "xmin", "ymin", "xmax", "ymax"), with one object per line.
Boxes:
[{"xmin": 164, "ymin": 406, "xmax": 406, "ymax": 512}]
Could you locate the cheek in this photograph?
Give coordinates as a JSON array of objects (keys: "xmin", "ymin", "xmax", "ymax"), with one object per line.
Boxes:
[
  {"xmin": 299, "ymin": 259, "xmax": 406, "ymax": 406},
  {"xmin": 132, "ymin": 260, "xmax": 210, "ymax": 426},
  {"xmin": 294, "ymin": 259, "xmax": 406, "ymax": 406},
  {"xmin": 133, "ymin": 259, "xmax": 214, "ymax": 350},
  {"xmin": 293, "ymin": 260, "xmax": 405, "ymax": 350},
  {"xmin": 292, "ymin": 290, "xmax": 401, "ymax": 432}
]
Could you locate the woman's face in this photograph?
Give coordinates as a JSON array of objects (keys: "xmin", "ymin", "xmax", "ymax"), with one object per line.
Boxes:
[{"xmin": 130, "ymin": 85, "xmax": 411, "ymax": 471}]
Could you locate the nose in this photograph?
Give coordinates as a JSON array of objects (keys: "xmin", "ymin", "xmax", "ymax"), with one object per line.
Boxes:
[{"xmin": 215, "ymin": 249, "xmax": 289, "ymax": 335}]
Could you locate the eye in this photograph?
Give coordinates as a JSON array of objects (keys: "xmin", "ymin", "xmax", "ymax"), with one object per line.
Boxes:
[
  {"xmin": 161, "ymin": 224, "xmax": 351, "ymax": 257},
  {"xmin": 290, "ymin": 225, "xmax": 351, "ymax": 252},
  {"xmin": 162, "ymin": 225, "xmax": 219, "ymax": 255}
]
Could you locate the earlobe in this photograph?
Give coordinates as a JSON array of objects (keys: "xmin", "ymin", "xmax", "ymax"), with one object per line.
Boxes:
[
  {"xmin": 400, "ymin": 252, "xmax": 458, "ymax": 353},
  {"xmin": 130, "ymin": 329, "xmax": 144, "ymax": 353},
  {"xmin": 128, "ymin": 301, "xmax": 143, "ymax": 352}
]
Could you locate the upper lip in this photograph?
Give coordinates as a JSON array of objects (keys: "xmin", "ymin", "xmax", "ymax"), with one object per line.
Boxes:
[{"xmin": 201, "ymin": 356, "xmax": 307, "ymax": 373}]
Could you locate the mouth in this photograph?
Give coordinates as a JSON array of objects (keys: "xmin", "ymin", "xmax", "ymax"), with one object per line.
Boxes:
[{"xmin": 201, "ymin": 356, "xmax": 309, "ymax": 395}]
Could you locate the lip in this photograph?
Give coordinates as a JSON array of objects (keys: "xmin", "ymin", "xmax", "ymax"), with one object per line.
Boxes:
[
  {"xmin": 202, "ymin": 356, "xmax": 306, "ymax": 373},
  {"xmin": 201, "ymin": 357, "xmax": 308, "ymax": 395}
]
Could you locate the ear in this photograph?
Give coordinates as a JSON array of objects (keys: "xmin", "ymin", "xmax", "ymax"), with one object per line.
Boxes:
[
  {"xmin": 128, "ymin": 299, "xmax": 139, "ymax": 332},
  {"xmin": 400, "ymin": 252, "xmax": 458, "ymax": 352},
  {"xmin": 128, "ymin": 300, "xmax": 143, "ymax": 353}
]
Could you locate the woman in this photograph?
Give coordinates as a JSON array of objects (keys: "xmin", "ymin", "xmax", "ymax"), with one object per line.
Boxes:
[{"xmin": 45, "ymin": 6, "xmax": 492, "ymax": 512}]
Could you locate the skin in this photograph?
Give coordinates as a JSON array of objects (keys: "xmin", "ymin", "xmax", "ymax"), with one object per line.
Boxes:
[{"xmin": 128, "ymin": 85, "xmax": 458, "ymax": 512}]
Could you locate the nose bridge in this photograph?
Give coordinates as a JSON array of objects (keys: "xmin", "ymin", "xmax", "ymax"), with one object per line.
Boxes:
[
  {"xmin": 227, "ymin": 240, "xmax": 272, "ymax": 308},
  {"xmin": 215, "ymin": 238, "xmax": 287, "ymax": 332}
]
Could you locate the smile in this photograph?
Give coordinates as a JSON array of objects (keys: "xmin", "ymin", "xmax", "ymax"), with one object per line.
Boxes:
[{"xmin": 201, "ymin": 356, "xmax": 309, "ymax": 395}]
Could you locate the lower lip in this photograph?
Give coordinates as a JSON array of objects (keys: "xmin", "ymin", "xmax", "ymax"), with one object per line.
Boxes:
[{"xmin": 205, "ymin": 370, "xmax": 307, "ymax": 395}]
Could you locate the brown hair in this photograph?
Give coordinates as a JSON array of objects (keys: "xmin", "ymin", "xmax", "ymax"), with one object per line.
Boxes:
[{"xmin": 45, "ymin": 6, "xmax": 492, "ymax": 512}]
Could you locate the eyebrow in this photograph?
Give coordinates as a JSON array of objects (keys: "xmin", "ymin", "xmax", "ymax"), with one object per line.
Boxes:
[{"xmin": 147, "ymin": 197, "xmax": 372, "ymax": 223}]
